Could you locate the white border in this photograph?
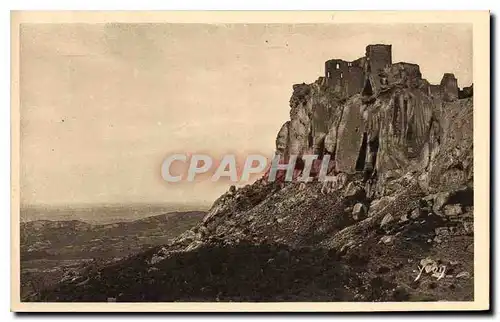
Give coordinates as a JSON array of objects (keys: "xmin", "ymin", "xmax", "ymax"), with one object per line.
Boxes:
[{"xmin": 2, "ymin": 1, "xmax": 497, "ymax": 320}]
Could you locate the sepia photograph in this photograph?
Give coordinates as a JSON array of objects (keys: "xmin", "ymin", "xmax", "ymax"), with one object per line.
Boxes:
[{"xmin": 10, "ymin": 11, "xmax": 490, "ymax": 312}]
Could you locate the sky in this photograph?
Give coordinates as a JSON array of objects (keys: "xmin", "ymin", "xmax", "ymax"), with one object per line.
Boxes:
[{"xmin": 19, "ymin": 23, "xmax": 473, "ymax": 206}]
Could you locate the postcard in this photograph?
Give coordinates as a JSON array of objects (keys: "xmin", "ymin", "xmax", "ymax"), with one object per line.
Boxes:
[{"xmin": 11, "ymin": 10, "xmax": 490, "ymax": 312}]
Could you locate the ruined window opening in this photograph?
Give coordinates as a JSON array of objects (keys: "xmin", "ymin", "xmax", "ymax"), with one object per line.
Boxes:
[
  {"xmin": 327, "ymin": 71, "xmax": 331, "ymax": 78},
  {"xmin": 336, "ymin": 63, "xmax": 340, "ymax": 69},
  {"xmin": 362, "ymin": 79, "xmax": 373, "ymax": 96},
  {"xmin": 355, "ymin": 132, "xmax": 368, "ymax": 171},
  {"xmin": 348, "ymin": 62, "xmax": 352, "ymax": 67},
  {"xmin": 340, "ymin": 72, "xmax": 343, "ymax": 79}
]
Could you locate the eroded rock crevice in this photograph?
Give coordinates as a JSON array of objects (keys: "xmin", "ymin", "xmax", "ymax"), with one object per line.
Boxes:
[{"xmin": 355, "ymin": 132, "xmax": 368, "ymax": 172}]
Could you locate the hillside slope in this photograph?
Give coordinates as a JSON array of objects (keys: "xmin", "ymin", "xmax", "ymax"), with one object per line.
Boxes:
[{"xmin": 20, "ymin": 211, "xmax": 205, "ymax": 299}]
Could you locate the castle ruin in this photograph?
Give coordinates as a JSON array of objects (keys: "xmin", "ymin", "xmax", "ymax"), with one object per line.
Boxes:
[
  {"xmin": 324, "ymin": 44, "xmax": 470, "ymax": 100},
  {"xmin": 273, "ymin": 43, "xmax": 473, "ymax": 182}
]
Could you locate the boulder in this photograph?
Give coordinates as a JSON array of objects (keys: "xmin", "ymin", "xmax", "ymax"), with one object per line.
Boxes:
[
  {"xmin": 322, "ymin": 172, "xmax": 348, "ymax": 194},
  {"xmin": 343, "ymin": 181, "xmax": 366, "ymax": 200},
  {"xmin": 380, "ymin": 235, "xmax": 395, "ymax": 245},
  {"xmin": 435, "ymin": 227, "xmax": 450, "ymax": 236},
  {"xmin": 410, "ymin": 208, "xmax": 424, "ymax": 220},
  {"xmin": 275, "ymin": 121, "xmax": 290, "ymax": 154},
  {"xmin": 440, "ymin": 73, "xmax": 459, "ymax": 102},
  {"xmin": 380, "ymin": 213, "xmax": 394, "ymax": 230},
  {"xmin": 431, "ymin": 191, "xmax": 452, "ymax": 215},
  {"xmin": 463, "ymin": 222, "xmax": 473, "ymax": 234},
  {"xmin": 443, "ymin": 204, "xmax": 463, "ymax": 217},
  {"xmin": 368, "ymin": 195, "xmax": 396, "ymax": 217},
  {"xmin": 352, "ymin": 203, "xmax": 368, "ymax": 221}
]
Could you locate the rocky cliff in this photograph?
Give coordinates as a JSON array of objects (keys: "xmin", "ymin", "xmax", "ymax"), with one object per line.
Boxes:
[
  {"xmin": 33, "ymin": 45, "xmax": 474, "ymax": 302},
  {"xmin": 273, "ymin": 58, "xmax": 472, "ymax": 196}
]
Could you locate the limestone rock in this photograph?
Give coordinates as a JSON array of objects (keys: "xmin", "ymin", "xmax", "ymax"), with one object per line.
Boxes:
[
  {"xmin": 343, "ymin": 181, "xmax": 366, "ymax": 200},
  {"xmin": 368, "ymin": 195, "xmax": 396, "ymax": 217},
  {"xmin": 440, "ymin": 73, "xmax": 459, "ymax": 102},
  {"xmin": 456, "ymin": 271, "xmax": 471, "ymax": 279},
  {"xmin": 380, "ymin": 213, "xmax": 394, "ymax": 230},
  {"xmin": 431, "ymin": 191, "xmax": 452, "ymax": 215},
  {"xmin": 463, "ymin": 222, "xmax": 473, "ymax": 234},
  {"xmin": 443, "ymin": 204, "xmax": 463, "ymax": 217},
  {"xmin": 321, "ymin": 172, "xmax": 348, "ymax": 194},
  {"xmin": 380, "ymin": 235, "xmax": 395, "ymax": 245},
  {"xmin": 324, "ymin": 123, "xmax": 338, "ymax": 154},
  {"xmin": 335, "ymin": 95, "xmax": 366, "ymax": 172},
  {"xmin": 410, "ymin": 208, "xmax": 423, "ymax": 220},
  {"xmin": 275, "ymin": 121, "xmax": 290, "ymax": 154},
  {"xmin": 352, "ymin": 203, "xmax": 367, "ymax": 221}
]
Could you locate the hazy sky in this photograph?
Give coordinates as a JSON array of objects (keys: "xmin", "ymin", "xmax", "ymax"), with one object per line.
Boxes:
[{"xmin": 19, "ymin": 23, "xmax": 472, "ymax": 206}]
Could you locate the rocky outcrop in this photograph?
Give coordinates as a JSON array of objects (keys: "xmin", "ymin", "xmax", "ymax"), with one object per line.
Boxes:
[
  {"xmin": 440, "ymin": 73, "xmax": 459, "ymax": 102},
  {"xmin": 272, "ymin": 46, "xmax": 472, "ymax": 201}
]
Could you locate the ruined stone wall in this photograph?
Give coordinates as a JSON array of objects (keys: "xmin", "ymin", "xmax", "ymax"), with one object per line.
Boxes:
[
  {"xmin": 325, "ymin": 59, "xmax": 364, "ymax": 97},
  {"xmin": 365, "ymin": 44, "xmax": 392, "ymax": 92},
  {"xmin": 440, "ymin": 73, "xmax": 459, "ymax": 102},
  {"xmin": 346, "ymin": 64, "xmax": 365, "ymax": 97},
  {"xmin": 459, "ymin": 84, "xmax": 473, "ymax": 99},
  {"xmin": 389, "ymin": 62, "xmax": 422, "ymax": 88}
]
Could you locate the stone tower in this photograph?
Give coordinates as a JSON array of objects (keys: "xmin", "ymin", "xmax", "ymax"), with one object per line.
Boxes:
[
  {"xmin": 363, "ymin": 44, "xmax": 392, "ymax": 94},
  {"xmin": 440, "ymin": 73, "xmax": 459, "ymax": 101}
]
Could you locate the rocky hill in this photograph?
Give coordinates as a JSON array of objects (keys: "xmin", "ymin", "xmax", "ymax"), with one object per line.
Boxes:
[
  {"xmin": 21, "ymin": 211, "xmax": 206, "ymax": 261},
  {"xmin": 31, "ymin": 44, "xmax": 474, "ymax": 302},
  {"xmin": 20, "ymin": 211, "xmax": 205, "ymax": 299}
]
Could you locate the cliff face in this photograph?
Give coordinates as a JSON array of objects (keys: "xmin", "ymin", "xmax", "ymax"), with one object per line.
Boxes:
[
  {"xmin": 274, "ymin": 51, "xmax": 472, "ymax": 198},
  {"xmin": 34, "ymin": 46, "xmax": 474, "ymax": 303}
]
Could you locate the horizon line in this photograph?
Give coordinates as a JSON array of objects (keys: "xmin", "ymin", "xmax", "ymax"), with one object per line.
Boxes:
[{"xmin": 20, "ymin": 201, "xmax": 212, "ymax": 209}]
